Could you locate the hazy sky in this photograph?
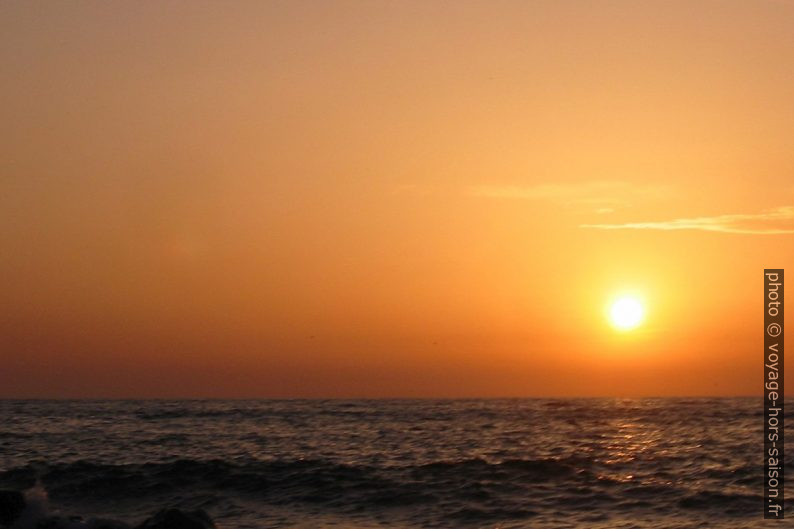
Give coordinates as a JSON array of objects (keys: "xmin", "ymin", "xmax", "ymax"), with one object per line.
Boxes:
[{"xmin": 2, "ymin": 0, "xmax": 793, "ymax": 397}]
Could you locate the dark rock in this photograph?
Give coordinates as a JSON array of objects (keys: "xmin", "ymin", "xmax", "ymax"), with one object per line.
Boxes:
[
  {"xmin": 135, "ymin": 509, "xmax": 214, "ymax": 529},
  {"xmin": 86, "ymin": 519, "xmax": 131, "ymax": 529},
  {"xmin": 0, "ymin": 490, "xmax": 26, "ymax": 527},
  {"xmin": 33, "ymin": 516, "xmax": 131, "ymax": 529},
  {"xmin": 35, "ymin": 516, "xmax": 76, "ymax": 529}
]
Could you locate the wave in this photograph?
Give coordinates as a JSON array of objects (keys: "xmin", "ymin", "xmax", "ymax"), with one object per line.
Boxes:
[
  {"xmin": 1, "ymin": 399, "xmax": 774, "ymax": 528},
  {"xmin": 0, "ymin": 457, "xmax": 762, "ymax": 518}
]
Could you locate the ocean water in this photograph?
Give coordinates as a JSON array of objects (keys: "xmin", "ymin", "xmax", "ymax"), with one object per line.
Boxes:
[{"xmin": 0, "ymin": 398, "xmax": 785, "ymax": 528}]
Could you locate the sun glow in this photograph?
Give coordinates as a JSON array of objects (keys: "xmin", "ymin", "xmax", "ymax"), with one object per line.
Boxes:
[{"xmin": 608, "ymin": 296, "xmax": 645, "ymax": 331}]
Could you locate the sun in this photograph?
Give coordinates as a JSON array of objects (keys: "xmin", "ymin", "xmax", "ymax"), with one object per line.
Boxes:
[{"xmin": 608, "ymin": 296, "xmax": 645, "ymax": 331}]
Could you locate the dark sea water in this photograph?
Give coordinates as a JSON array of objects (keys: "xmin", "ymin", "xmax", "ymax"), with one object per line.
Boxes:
[{"xmin": 0, "ymin": 399, "xmax": 786, "ymax": 528}]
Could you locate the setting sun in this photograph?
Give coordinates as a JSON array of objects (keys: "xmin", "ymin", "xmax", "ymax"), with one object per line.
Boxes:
[{"xmin": 608, "ymin": 296, "xmax": 645, "ymax": 331}]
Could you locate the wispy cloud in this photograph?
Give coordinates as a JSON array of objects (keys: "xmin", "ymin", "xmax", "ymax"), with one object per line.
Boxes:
[
  {"xmin": 581, "ymin": 206, "xmax": 794, "ymax": 234},
  {"xmin": 468, "ymin": 181, "xmax": 667, "ymax": 212}
]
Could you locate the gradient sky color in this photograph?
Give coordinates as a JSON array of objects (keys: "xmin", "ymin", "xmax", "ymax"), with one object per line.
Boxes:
[{"xmin": 2, "ymin": 0, "xmax": 793, "ymax": 397}]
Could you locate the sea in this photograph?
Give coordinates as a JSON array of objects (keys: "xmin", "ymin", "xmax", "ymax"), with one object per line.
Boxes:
[{"xmin": 0, "ymin": 398, "xmax": 786, "ymax": 529}]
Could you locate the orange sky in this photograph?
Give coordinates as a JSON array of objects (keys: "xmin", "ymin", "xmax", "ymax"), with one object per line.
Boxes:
[{"xmin": 1, "ymin": 0, "xmax": 793, "ymax": 397}]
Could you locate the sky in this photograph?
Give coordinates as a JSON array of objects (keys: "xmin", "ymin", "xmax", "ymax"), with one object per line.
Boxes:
[{"xmin": 1, "ymin": 0, "xmax": 793, "ymax": 398}]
